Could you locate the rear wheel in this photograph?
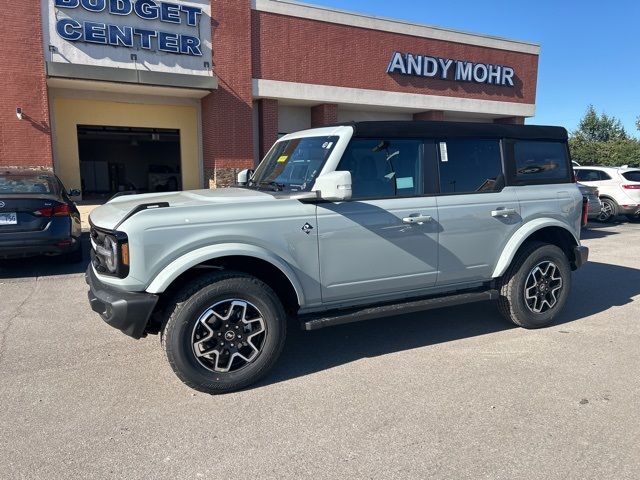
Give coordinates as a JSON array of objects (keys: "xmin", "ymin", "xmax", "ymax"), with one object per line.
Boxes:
[
  {"xmin": 625, "ymin": 214, "xmax": 640, "ymax": 223},
  {"xmin": 161, "ymin": 272, "xmax": 287, "ymax": 394},
  {"xmin": 498, "ymin": 242, "xmax": 571, "ymax": 329},
  {"xmin": 597, "ymin": 198, "xmax": 617, "ymax": 222}
]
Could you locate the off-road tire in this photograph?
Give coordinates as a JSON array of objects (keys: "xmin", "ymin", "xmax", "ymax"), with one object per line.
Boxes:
[
  {"xmin": 161, "ymin": 271, "xmax": 287, "ymax": 394},
  {"xmin": 498, "ymin": 242, "xmax": 571, "ymax": 329}
]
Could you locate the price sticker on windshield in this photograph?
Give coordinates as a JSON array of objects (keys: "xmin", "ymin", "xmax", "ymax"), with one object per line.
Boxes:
[{"xmin": 277, "ymin": 155, "xmax": 289, "ymax": 163}]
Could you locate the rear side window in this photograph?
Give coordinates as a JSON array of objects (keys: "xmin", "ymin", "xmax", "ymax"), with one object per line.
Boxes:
[
  {"xmin": 622, "ymin": 171, "xmax": 640, "ymax": 182},
  {"xmin": 576, "ymin": 169, "xmax": 611, "ymax": 182},
  {"xmin": 514, "ymin": 141, "xmax": 569, "ymax": 183},
  {"xmin": 338, "ymin": 139, "xmax": 423, "ymax": 199},
  {"xmin": 437, "ymin": 139, "xmax": 503, "ymax": 194}
]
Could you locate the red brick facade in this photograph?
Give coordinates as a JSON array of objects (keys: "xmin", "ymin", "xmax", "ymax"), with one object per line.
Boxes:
[
  {"xmin": 257, "ymin": 99, "xmax": 279, "ymax": 158},
  {"xmin": 251, "ymin": 11, "xmax": 538, "ymax": 105},
  {"xmin": 1, "ymin": 1, "xmax": 538, "ymax": 185},
  {"xmin": 201, "ymin": 0, "xmax": 255, "ymax": 186},
  {"xmin": 0, "ymin": 2, "xmax": 52, "ymax": 169},
  {"xmin": 311, "ymin": 104, "xmax": 338, "ymax": 127}
]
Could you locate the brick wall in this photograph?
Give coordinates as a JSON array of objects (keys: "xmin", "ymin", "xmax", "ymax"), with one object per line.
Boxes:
[
  {"xmin": 311, "ymin": 104, "xmax": 338, "ymax": 127},
  {"xmin": 252, "ymin": 11, "xmax": 538, "ymax": 105},
  {"xmin": 0, "ymin": 3, "xmax": 52, "ymax": 169},
  {"xmin": 202, "ymin": 0, "xmax": 255, "ymax": 187},
  {"xmin": 257, "ymin": 99, "xmax": 279, "ymax": 159}
]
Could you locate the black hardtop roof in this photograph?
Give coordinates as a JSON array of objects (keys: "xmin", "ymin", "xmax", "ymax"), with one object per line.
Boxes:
[{"xmin": 335, "ymin": 121, "xmax": 568, "ymax": 141}]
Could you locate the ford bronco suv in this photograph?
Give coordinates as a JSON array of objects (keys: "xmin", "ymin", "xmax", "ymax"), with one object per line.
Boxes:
[{"xmin": 86, "ymin": 121, "xmax": 589, "ymax": 394}]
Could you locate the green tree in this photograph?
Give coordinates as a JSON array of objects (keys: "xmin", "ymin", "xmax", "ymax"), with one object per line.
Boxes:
[
  {"xmin": 574, "ymin": 105, "xmax": 627, "ymax": 142},
  {"xmin": 636, "ymin": 116, "xmax": 640, "ymax": 131}
]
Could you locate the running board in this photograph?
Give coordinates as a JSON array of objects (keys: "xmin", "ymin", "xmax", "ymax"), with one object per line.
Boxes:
[{"xmin": 300, "ymin": 289, "xmax": 499, "ymax": 331}]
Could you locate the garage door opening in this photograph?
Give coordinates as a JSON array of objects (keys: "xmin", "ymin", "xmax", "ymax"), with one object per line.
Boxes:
[{"xmin": 78, "ymin": 125, "xmax": 181, "ymax": 200}]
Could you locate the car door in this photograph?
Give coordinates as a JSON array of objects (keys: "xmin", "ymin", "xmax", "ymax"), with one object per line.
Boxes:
[
  {"xmin": 316, "ymin": 138, "xmax": 439, "ymax": 306},
  {"xmin": 434, "ymin": 138, "xmax": 521, "ymax": 286}
]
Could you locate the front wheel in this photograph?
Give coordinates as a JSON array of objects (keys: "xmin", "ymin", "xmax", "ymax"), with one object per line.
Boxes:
[
  {"xmin": 498, "ymin": 242, "xmax": 571, "ymax": 329},
  {"xmin": 161, "ymin": 272, "xmax": 287, "ymax": 394}
]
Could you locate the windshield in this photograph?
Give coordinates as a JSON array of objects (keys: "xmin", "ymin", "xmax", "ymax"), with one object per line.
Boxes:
[
  {"xmin": 249, "ymin": 136, "xmax": 339, "ymax": 192},
  {"xmin": 0, "ymin": 174, "xmax": 56, "ymax": 194}
]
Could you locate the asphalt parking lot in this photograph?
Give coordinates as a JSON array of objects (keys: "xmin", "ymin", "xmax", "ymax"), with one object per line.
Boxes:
[{"xmin": 1, "ymin": 222, "xmax": 639, "ymax": 479}]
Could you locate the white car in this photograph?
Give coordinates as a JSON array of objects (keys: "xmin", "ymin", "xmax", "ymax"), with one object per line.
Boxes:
[{"xmin": 574, "ymin": 166, "xmax": 640, "ymax": 222}]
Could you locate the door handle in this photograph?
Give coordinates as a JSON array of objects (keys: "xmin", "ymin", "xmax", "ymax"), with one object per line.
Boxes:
[
  {"xmin": 402, "ymin": 215, "xmax": 433, "ymax": 225},
  {"xmin": 491, "ymin": 208, "xmax": 518, "ymax": 218}
]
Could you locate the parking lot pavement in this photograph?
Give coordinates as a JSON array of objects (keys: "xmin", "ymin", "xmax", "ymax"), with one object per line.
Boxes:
[{"xmin": 0, "ymin": 222, "xmax": 639, "ymax": 480}]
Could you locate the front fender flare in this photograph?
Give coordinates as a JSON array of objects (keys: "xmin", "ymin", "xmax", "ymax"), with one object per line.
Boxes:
[
  {"xmin": 492, "ymin": 218, "xmax": 580, "ymax": 278},
  {"xmin": 145, "ymin": 243, "xmax": 306, "ymax": 306}
]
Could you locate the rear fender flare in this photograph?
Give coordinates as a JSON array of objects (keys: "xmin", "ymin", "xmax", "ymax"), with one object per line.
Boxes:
[{"xmin": 492, "ymin": 218, "xmax": 579, "ymax": 278}]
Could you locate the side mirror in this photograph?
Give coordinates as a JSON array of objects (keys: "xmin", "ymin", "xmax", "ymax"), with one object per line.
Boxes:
[
  {"xmin": 312, "ymin": 171, "xmax": 352, "ymax": 201},
  {"xmin": 236, "ymin": 169, "xmax": 253, "ymax": 186},
  {"xmin": 69, "ymin": 189, "xmax": 81, "ymax": 197}
]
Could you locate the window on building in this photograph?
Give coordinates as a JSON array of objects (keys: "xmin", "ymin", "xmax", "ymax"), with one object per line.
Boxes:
[
  {"xmin": 514, "ymin": 141, "xmax": 569, "ymax": 182},
  {"xmin": 437, "ymin": 139, "xmax": 503, "ymax": 194},
  {"xmin": 337, "ymin": 139, "xmax": 423, "ymax": 199}
]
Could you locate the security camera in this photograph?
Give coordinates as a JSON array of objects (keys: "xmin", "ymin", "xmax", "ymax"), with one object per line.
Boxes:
[{"xmin": 16, "ymin": 108, "xmax": 23, "ymax": 120}]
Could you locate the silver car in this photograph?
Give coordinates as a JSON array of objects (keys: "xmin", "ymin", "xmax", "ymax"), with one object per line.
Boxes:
[
  {"xmin": 86, "ymin": 121, "xmax": 589, "ymax": 394},
  {"xmin": 578, "ymin": 183, "xmax": 602, "ymax": 221}
]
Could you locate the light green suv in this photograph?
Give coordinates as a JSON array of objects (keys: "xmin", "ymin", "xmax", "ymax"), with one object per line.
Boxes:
[{"xmin": 87, "ymin": 121, "xmax": 589, "ymax": 394}]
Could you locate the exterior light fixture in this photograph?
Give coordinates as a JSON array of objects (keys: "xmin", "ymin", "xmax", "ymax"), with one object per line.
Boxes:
[
  {"xmin": 16, "ymin": 108, "xmax": 23, "ymax": 120},
  {"xmin": 204, "ymin": 61, "xmax": 210, "ymax": 69},
  {"xmin": 130, "ymin": 54, "xmax": 138, "ymax": 62}
]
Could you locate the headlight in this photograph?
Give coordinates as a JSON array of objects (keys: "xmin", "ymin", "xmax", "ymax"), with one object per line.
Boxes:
[
  {"xmin": 91, "ymin": 227, "xmax": 130, "ymax": 278},
  {"xmin": 103, "ymin": 236, "xmax": 118, "ymax": 273}
]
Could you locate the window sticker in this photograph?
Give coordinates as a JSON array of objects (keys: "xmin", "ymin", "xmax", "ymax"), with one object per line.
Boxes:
[
  {"xmin": 396, "ymin": 177, "xmax": 414, "ymax": 189},
  {"xmin": 277, "ymin": 155, "xmax": 289, "ymax": 163},
  {"xmin": 322, "ymin": 142, "xmax": 334, "ymax": 149},
  {"xmin": 439, "ymin": 142, "xmax": 449, "ymax": 162}
]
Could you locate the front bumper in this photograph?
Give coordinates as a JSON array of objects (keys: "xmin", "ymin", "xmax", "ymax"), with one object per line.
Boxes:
[
  {"xmin": 85, "ymin": 265, "xmax": 158, "ymax": 339},
  {"xmin": 573, "ymin": 246, "xmax": 589, "ymax": 270}
]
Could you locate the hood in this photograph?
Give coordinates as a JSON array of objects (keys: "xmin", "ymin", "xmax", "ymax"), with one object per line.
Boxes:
[{"xmin": 89, "ymin": 188, "xmax": 277, "ymax": 231}]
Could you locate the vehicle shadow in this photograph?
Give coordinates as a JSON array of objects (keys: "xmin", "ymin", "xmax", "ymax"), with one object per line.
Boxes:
[
  {"xmin": 581, "ymin": 222, "xmax": 624, "ymax": 240},
  {"xmin": 0, "ymin": 233, "xmax": 91, "ymax": 279},
  {"xmin": 261, "ymin": 261, "xmax": 640, "ymax": 388}
]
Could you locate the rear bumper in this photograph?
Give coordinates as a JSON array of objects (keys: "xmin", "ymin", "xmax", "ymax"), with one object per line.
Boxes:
[
  {"xmin": 0, "ymin": 237, "xmax": 79, "ymax": 259},
  {"xmin": 617, "ymin": 204, "xmax": 640, "ymax": 215},
  {"xmin": 573, "ymin": 246, "xmax": 589, "ymax": 270},
  {"xmin": 85, "ymin": 265, "xmax": 158, "ymax": 339}
]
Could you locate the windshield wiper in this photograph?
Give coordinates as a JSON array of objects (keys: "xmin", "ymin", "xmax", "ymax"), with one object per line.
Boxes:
[{"xmin": 257, "ymin": 181, "xmax": 286, "ymax": 191}]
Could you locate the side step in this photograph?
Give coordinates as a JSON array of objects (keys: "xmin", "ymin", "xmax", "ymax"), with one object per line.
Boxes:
[{"xmin": 300, "ymin": 289, "xmax": 499, "ymax": 331}]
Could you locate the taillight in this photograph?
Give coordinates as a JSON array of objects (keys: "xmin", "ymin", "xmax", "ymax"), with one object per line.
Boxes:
[
  {"xmin": 622, "ymin": 184, "xmax": 640, "ymax": 190},
  {"xmin": 581, "ymin": 197, "xmax": 589, "ymax": 227},
  {"xmin": 34, "ymin": 204, "xmax": 71, "ymax": 217}
]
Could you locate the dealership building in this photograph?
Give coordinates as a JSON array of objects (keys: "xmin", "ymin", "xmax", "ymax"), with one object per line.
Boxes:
[{"xmin": 2, "ymin": 0, "xmax": 540, "ymax": 198}]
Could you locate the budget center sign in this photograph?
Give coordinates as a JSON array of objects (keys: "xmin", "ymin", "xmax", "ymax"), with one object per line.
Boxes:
[{"xmin": 45, "ymin": 0, "xmax": 212, "ymax": 75}]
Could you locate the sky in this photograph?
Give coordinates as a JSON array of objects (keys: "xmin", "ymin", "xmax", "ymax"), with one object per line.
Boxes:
[{"xmin": 309, "ymin": 0, "xmax": 640, "ymax": 138}]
